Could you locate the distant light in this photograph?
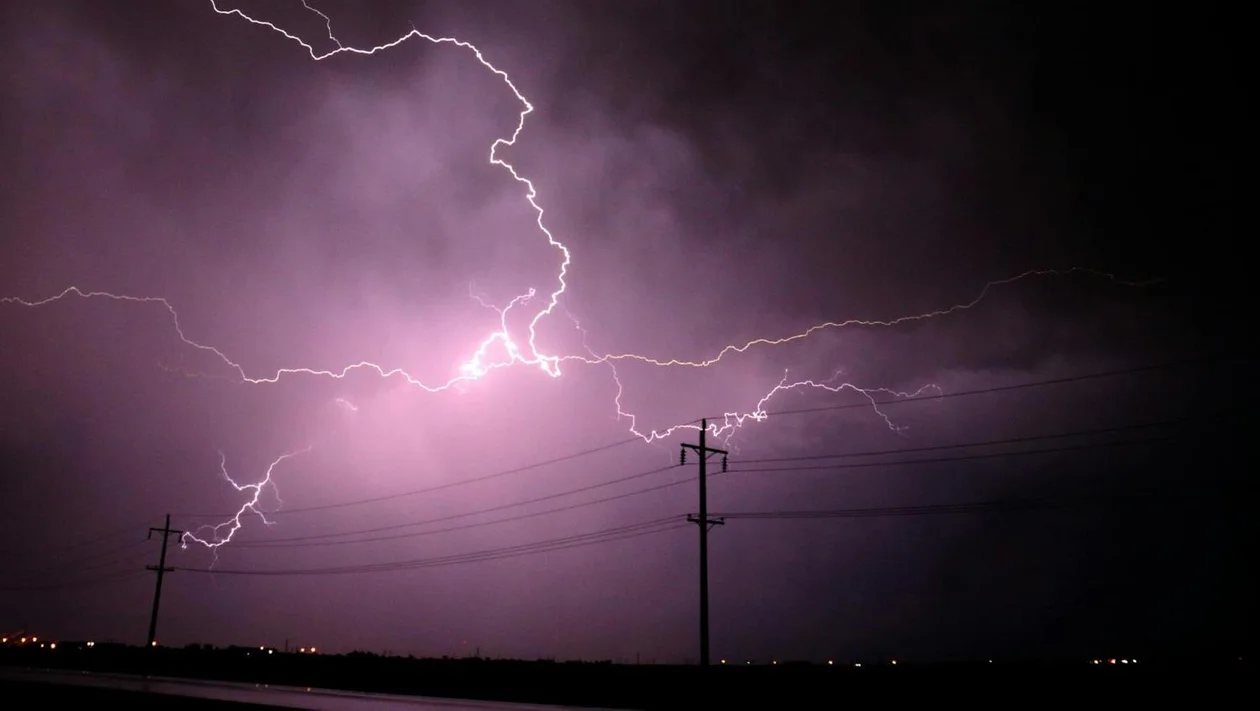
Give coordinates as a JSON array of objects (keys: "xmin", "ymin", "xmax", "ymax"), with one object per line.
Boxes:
[
  {"xmin": 311, "ymin": 647, "xmax": 316, "ymax": 653},
  {"xmin": 854, "ymin": 663, "xmax": 862, "ymax": 667},
  {"xmin": 31, "ymin": 637, "xmax": 37, "ymax": 643},
  {"xmin": 39, "ymin": 644, "xmax": 45, "ymax": 648},
  {"xmin": 268, "ymin": 650, "xmax": 274, "ymax": 655},
  {"xmin": 50, "ymin": 643, "xmax": 56, "ymax": 650},
  {"xmin": 1121, "ymin": 659, "xmax": 1129, "ymax": 664},
  {"xmin": 87, "ymin": 642, "xmax": 95, "ymax": 648},
  {"xmin": 259, "ymin": 647, "xmax": 265, "ymax": 651},
  {"xmin": 772, "ymin": 660, "xmax": 777, "ymax": 665},
  {"xmin": 20, "ymin": 638, "xmax": 27, "ymax": 644},
  {"xmin": 1, "ymin": 637, "xmax": 6, "ymax": 643},
  {"xmin": 151, "ymin": 641, "xmax": 157, "ymax": 647},
  {"xmin": 1109, "ymin": 659, "xmax": 1116, "ymax": 664},
  {"xmin": 720, "ymin": 659, "xmax": 726, "ymax": 664},
  {"xmin": 891, "ymin": 660, "xmax": 897, "ymax": 665},
  {"xmin": 299, "ymin": 647, "xmax": 306, "ymax": 653},
  {"xmin": 827, "ymin": 660, "xmax": 833, "ymax": 665},
  {"xmin": 988, "ymin": 660, "xmax": 993, "ymax": 664},
  {"xmin": 1092, "ymin": 660, "xmax": 1099, "ymax": 664}
]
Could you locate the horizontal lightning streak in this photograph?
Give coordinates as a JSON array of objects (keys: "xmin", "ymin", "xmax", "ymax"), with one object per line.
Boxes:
[
  {"xmin": 0, "ymin": 271, "xmax": 1148, "ymax": 443},
  {"xmin": 566, "ymin": 267, "xmax": 1159, "ymax": 369}
]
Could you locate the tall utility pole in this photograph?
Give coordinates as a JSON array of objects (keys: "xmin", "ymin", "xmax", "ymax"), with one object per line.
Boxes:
[
  {"xmin": 681, "ymin": 418, "xmax": 726, "ymax": 667},
  {"xmin": 147, "ymin": 514, "xmax": 183, "ymax": 648}
]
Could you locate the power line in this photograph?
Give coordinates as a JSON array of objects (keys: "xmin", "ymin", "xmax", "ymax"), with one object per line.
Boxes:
[
  {"xmin": 177, "ymin": 434, "xmax": 649, "ymax": 520},
  {"xmin": 163, "ymin": 443, "xmax": 1223, "ymax": 580},
  {"xmin": 179, "ymin": 357, "xmax": 1221, "ymax": 523},
  {"xmin": 234, "ymin": 474, "xmax": 696, "ymax": 549},
  {"xmin": 212, "ymin": 463, "xmax": 678, "ymax": 546},
  {"xmin": 170, "ymin": 487, "xmax": 1225, "ymax": 580},
  {"xmin": 734, "ymin": 356, "xmax": 1220, "ymax": 420},
  {"xmin": 727, "ymin": 435, "xmax": 1182, "ymax": 474},
  {"xmin": 225, "ymin": 418, "xmax": 1209, "ymax": 549},
  {"xmin": 711, "ymin": 491, "xmax": 1224, "ymax": 519},
  {"xmin": 735, "ymin": 413, "xmax": 1232, "ymax": 464},
  {"xmin": 168, "ymin": 483, "xmax": 1232, "ymax": 579},
  {"xmin": 180, "ymin": 517, "xmax": 688, "ymax": 577}
]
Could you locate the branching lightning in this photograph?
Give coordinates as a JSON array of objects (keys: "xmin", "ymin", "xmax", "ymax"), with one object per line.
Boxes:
[
  {"xmin": 181, "ymin": 448, "xmax": 311, "ymax": 550},
  {"xmin": 0, "ymin": 1, "xmax": 1158, "ymax": 547},
  {"xmin": 207, "ymin": 0, "xmax": 572, "ymax": 386},
  {"xmin": 720, "ymin": 371, "xmax": 943, "ymax": 439}
]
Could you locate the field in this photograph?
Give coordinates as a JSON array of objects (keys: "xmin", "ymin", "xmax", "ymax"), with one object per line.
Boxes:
[{"xmin": 0, "ymin": 645, "xmax": 1248, "ymax": 709}]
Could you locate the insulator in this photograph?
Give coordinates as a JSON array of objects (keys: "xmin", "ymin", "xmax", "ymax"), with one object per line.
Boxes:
[
  {"xmin": 680, "ymin": 448, "xmax": 686, "ymax": 466},
  {"xmin": 722, "ymin": 455, "xmax": 728, "ymax": 472}
]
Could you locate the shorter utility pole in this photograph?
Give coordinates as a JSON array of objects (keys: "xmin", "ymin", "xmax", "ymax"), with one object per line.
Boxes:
[
  {"xmin": 681, "ymin": 418, "xmax": 727, "ymax": 667},
  {"xmin": 147, "ymin": 514, "xmax": 183, "ymax": 648}
]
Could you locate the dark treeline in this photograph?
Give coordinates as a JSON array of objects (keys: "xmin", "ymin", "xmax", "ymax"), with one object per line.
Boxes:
[{"xmin": 0, "ymin": 644, "xmax": 1247, "ymax": 708}]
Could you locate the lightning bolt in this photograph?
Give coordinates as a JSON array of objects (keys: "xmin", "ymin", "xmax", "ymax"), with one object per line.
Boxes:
[
  {"xmin": 207, "ymin": 0, "xmax": 571, "ymax": 385},
  {"xmin": 0, "ymin": 2, "xmax": 1161, "ymax": 547},
  {"xmin": 181, "ymin": 448, "xmax": 311, "ymax": 551}
]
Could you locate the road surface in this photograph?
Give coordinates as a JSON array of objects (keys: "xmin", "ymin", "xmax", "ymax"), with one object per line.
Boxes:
[{"xmin": 0, "ymin": 666, "xmax": 621, "ymax": 710}]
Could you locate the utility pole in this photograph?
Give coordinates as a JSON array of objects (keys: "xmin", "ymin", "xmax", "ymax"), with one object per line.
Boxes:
[
  {"xmin": 681, "ymin": 418, "xmax": 726, "ymax": 667},
  {"xmin": 147, "ymin": 514, "xmax": 183, "ymax": 648}
]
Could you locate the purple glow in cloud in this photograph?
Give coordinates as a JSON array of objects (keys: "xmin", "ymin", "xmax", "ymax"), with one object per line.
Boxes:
[{"xmin": 0, "ymin": 1, "xmax": 1160, "ymax": 550}]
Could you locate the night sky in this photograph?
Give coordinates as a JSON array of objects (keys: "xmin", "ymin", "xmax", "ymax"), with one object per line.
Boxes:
[{"xmin": 0, "ymin": 1, "xmax": 1247, "ymax": 664}]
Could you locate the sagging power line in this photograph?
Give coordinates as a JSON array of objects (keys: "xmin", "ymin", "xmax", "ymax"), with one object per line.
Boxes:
[
  {"xmin": 172, "ymin": 488, "xmax": 1222, "ymax": 580},
  {"xmin": 727, "ymin": 435, "xmax": 1184, "ymax": 474},
  {"xmin": 734, "ymin": 412, "xmax": 1236, "ymax": 464},
  {"xmin": 178, "ymin": 355, "xmax": 1215, "ymax": 523},
  {"xmin": 179, "ymin": 517, "xmax": 689, "ymax": 577},
  {"xmin": 177, "ymin": 434, "xmax": 651, "ymax": 520},
  {"xmin": 2, "ymin": 412, "xmax": 1216, "ymax": 588},
  {"xmin": 227, "ymin": 464, "xmax": 679, "ymax": 546},
  {"xmin": 233, "ymin": 476, "xmax": 696, "ymax": 550},
  {"xmin": 204, "ymin": 417, "xmax": 1216, "ymax": 549},
  {"xmin": 709, "ymin": 491, "xmax": 1226, "ymax": 519}
]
